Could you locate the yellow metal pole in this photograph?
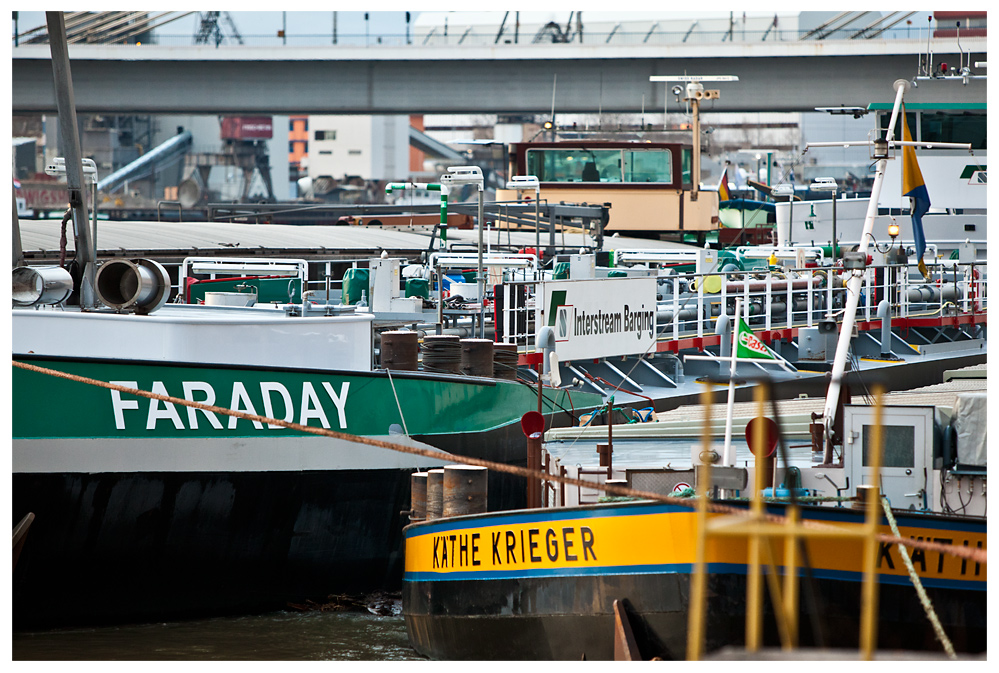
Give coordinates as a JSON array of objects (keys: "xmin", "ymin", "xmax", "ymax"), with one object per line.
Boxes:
[
  {"xmin": 686, "ymin": 388, "xmax": 715, "ymax": 661},
  {"xmin": 745, "ymin": 384, "xmax": 766, "ymax": 651},
  {"xmin": 859, "ymin": 385, "xmax": 885, "ymax": 659},
  {"xmin": 783, "ymin": 504, "xmax": 800, "ymax": 649},
  {"xmin": 761, "ymin": 539, "xmax": 791, "ymax": 647}
]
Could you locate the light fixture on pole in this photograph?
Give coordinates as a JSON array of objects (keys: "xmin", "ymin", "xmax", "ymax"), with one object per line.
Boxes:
[
  {"xmin": 442, "ymin": 166, "xmax": 486, "ymax": 338},
  {"xmin": 809, "ymin": 177, "xmax": 838, "ymax": 269},
  {"xmin": 650, "ymin": 75, "xmax": 738, "ymax": 199},
  {"xmin": 506, "ymin": 175, "xmax": 541, "ymax": 272}
]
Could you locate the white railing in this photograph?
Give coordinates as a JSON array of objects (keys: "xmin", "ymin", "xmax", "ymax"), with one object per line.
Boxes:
[{"xmin": 497, "ymin": 262, "xmax": 986, "ymax": 355}]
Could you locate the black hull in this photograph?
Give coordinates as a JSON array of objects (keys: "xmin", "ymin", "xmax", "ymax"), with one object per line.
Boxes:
[
  {"xmin": 11, "ymin": 411, "xmax": 577, "ymax": 629},
  {"xmin": 12, "ymin": 469, "xmax": 412, "ymax": 629},
  {"xmin": 404, "ymin": 572, "xmax": 986, "ymax": 660}
]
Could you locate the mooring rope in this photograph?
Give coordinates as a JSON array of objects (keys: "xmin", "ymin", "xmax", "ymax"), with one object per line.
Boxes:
[
  {"xmin": 881, "ymin": 496, "xmax": 958, "ymax": 659},
  {"xmin": 384, "ymin": 367, "xmax": 409, "ymax": 437},
  {"xmin": 10, "ymin": 359, "xmax": 987, "ymax": 566}
]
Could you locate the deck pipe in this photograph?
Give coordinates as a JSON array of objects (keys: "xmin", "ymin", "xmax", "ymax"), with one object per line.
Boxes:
[
  {"xmin": 906, "ymin": 284, "xmax": 963, "ymax": 304},
  {"xmin": 715, "ymin": 310, "xmax": 731, "ymax": 375},
  {"xmin": 536, "ymin": 325, "xmax": 557, "ymax": 383},
  {"xmin": 877, "ymin": 299, "xmax": 893, "ymax": 358}
]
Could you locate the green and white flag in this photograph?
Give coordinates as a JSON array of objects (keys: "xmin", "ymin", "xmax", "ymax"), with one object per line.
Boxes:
[{"xmin": 735, "ymin": 317, "xmax": 776, "ymax": 361}]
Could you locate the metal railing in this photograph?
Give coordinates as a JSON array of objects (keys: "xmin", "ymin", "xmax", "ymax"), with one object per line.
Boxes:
[
  {"xmin": 496, "ymin": 261, "xmax": 986, "ymax": 355},
  {"xmin": 39, "ymin": 25, "xmax": 951, "ymax": 48}
]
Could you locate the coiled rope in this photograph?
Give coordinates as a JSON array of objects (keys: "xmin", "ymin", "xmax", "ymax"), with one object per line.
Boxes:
[{"xmin": 11, "ymin": 359, "xmax": 987, "ymax": 567}]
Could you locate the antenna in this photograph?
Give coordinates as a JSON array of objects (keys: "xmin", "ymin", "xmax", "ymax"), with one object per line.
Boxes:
[
  {"xmin": 598, "ymin": 72, "xmax": 603, "ymax": 129},
  {"xmin": 650, "ymin": 75, "xmax": 738, "ymax": 198},
  {"xmin": 914, "ymin": 16, "xmax": 985, "ymax": 85},
  {"xmin": 550, "ymin": 73, "xmax": 558, "ymax": 134}
]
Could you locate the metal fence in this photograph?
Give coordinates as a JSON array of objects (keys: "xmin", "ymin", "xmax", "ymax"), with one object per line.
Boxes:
[
  {"xmin": 496, "ymin": 261, "xmax": 986, "ymax": 356},
  {"xmin": 35, "ymin": 25, "xmax": 946, "ymax": 48}
]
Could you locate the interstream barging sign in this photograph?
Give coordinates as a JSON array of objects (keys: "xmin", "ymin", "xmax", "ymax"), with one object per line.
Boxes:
[{"xmin": 539, "ymin": 278, "xmax": 658, "ymax": 361}]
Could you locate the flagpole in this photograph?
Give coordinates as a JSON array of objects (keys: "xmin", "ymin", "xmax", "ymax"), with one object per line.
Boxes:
[
  {"xmin": 820, "ymin": 80, "xmax": 906, "ymax": 459},
  {"xmin": 722, "ymin": 298, "xmax": 741, "ymax": 467}
]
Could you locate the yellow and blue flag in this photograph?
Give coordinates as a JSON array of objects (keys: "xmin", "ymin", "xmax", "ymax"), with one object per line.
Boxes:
[{"xmin": 901, "ymin": 104, "xmax": 931, "ymax": 278}]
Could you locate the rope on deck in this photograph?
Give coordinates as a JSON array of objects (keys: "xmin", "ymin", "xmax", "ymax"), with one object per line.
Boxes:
[
  {"xmin": 11, "ymin": 358, "xmax": 987, "ymax": 567},
  {"xmin": 881, "ymin": 495, "xmax": 957, "ymax": 659}
]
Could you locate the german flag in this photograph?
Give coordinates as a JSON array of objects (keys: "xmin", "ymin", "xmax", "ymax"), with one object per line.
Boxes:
[{"xmin": 718, "ymin": 166, "xmax": 731, "ymax": 202}]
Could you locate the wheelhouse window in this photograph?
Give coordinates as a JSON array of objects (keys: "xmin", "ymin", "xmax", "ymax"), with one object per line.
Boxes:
[
  {"xmin": 884, "ymin": 111, "xmax": 986, "ymax": 150},
  {"xmin": 526, "ymin": 148, "xmax": 673, "ymax": 184}
]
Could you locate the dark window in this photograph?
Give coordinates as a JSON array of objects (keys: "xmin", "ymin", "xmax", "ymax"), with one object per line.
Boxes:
[
  {"xmin": 885, "ymin": 111, "xmax": 986, "ymax": 149},
  {"xmin": 862, "ymin": 424, "xmax": 915, "ymax": 468},
  {"xmin": 315, "ymin": 130, "xmax": 336, "ymax": 141}
]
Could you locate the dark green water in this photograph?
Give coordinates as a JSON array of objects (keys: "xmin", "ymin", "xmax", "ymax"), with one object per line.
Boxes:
[{"xmin": 13, "ymin": 611, "xmax": 424, "ymax": 661}]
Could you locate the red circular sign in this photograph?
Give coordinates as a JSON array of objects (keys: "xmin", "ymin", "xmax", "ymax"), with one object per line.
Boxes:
[
  {"xmin": 745, "ymin": 417, "xmax": 779, "ymax": 457},
  {"xmin": 521, "ymin": 411, "xmax": 545, "ymax": 438}
]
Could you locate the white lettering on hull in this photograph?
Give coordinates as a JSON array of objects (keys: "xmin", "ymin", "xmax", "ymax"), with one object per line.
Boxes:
[
  {"xmin": 147, "ymin": 381, "xmax": 184, "ymax": 430},
  {"xmin": 182, "ymin": 381, "xmax": 224, "ymax": 430},
  {"xmin": 109, "ymin": 380, "xmax": 351, "ymax": 432},
  {"xmin": 110, "ymin": 382, "xmax": 139, "ymax": 429}
]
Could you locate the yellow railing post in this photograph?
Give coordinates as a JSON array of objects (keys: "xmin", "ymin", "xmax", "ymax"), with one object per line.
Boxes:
[
  {"xmin": 859, "ymin": 385, "xmax": 885, "ymax": 659},
  {"xmin": 686, "ymin": 388, "xmax": 715, "ymax": 661},
  {"xmin": 685, "ymin": 379, "xmax": 891, "ymax": 660},
  {"xmin": 744, "ymin": 383, "xmax": 767, "ymax": 651},
  {"xmin": 783, "ymin": 504, "xmax": 800, "ymax": 649}
]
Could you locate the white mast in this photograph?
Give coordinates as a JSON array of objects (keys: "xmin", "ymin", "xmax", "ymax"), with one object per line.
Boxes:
[
  {"xmin": 816, "ymin": 80, "xmax": 971, "ymax": 459},
  {"xmin": 818, "ymin": 81, "xmax": 906, "ymax": 453}
]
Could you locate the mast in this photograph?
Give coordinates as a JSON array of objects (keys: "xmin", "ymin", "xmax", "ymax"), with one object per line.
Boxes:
[
  {"xmin": 819, "ymin": 80, "xmax": 905, "ymax": 458},
  {"xmin": 817, "ymin": 79, "xmax": 973, "ymax": 460},
  {"xmin": 46, "ymin": 11, "xmax": 97, "ymax": 308}
]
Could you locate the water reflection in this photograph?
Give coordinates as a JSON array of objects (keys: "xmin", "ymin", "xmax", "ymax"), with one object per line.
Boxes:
[{"xmin": 13, "ymin": 611, "xmax": 423, "ymax": 661}]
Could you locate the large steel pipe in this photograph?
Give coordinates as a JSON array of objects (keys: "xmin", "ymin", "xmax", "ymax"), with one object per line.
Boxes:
[
  {"xmin": 95, "ymin": 258, "xmax": 171, "ymax": 313},
  {"xmin": 906, "ymin": 284, "xmax": 964, "ymax": 304}
]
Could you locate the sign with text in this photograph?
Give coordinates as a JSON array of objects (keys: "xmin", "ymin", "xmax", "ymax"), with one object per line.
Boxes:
[{"xmin": 539, "ymin": 278, "xmax": 657, "ymax": 361}]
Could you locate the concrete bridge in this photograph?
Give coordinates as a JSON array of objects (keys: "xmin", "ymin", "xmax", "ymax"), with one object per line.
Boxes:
[{"xmin": 12, "ymin": 38, "xmax": 987, "ymax": 115}]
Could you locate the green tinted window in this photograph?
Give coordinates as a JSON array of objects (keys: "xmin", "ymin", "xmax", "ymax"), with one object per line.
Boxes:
[
  {"xmin": 526, "ymin": 148, "xmax": 672, "ymax": 184},
  {"xmin": 623, "ymin": 150, "xmax": 671, "ymax": 183}
]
